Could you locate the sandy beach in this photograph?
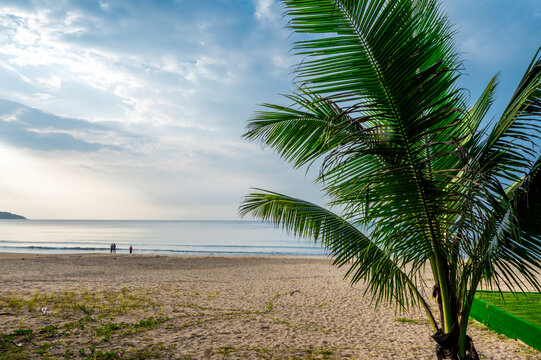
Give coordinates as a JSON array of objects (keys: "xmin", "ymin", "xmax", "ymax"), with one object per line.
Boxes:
[{"xmin": 0, "ymin": 253, "xmax": 539, "ymax": 359}]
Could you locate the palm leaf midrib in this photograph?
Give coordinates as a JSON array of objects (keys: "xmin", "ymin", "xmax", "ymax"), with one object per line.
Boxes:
[{"xmin": 312, "ymin": 1, "xmax": 449, "ymax": 253}]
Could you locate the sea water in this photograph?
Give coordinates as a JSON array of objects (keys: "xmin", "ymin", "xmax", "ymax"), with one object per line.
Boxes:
[{"xmin": 0, "ymin": 220, "xmax": 327, "ymax": 256}]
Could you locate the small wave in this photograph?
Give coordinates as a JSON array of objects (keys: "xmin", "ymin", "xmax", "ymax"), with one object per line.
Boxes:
[
  {"xmin": 0, "ymin": 245, "xmax": 110, "ymax": 251},
  {"xmin": 158, "ymin": 244, "xmax": 318, "ymax": 249},
  {"xmin": 0, "ymin": 245, "xmax": 326, "ymax": 256},
  {"xmin": 139, "ymin": 248, "xmax": 326, "ymax": 255}
]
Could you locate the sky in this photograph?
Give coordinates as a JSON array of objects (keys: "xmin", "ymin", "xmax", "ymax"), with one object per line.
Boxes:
[{"xmin": 0, "ymin": 0, "xmax": 539, "ymax": 220}]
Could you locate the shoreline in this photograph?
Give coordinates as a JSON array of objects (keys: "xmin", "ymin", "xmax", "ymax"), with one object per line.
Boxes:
[
  {"xmin": 0, "ymin": 219, "xmax": 328, "ymax": 258},
  {"xmin": 0, "ymin": 251, "xmax": 329, "ymax": 259},
  {"xmin": 0, "ymin": 253, "xmax": 538, "ymax": 359}
]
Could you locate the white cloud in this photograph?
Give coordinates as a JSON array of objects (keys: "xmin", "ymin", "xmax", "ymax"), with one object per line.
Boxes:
[
  {"xmin": 0, "ymin": 144, "xmax": 159, "ymax": 219},
  {"xmin": 35, "ymin": 75, "xmax": 62, "ymax": 90},
  {"xmin": 0, "ymin": 1, "xmax": 325, "ymax": 219},
  {"xmin": 272, "ymin": 54, "xmax": 295, "ymax": 69},
  {"xmin": 33, "ymin": 93, "xmax": 58, "ymax": 103},
  {"xmin": 255, "ymin": 0, "xmax": 278, "ymax": 22},
  {"xmin": 0, "ymin": 109, "xmax": 23, "ymax": 122},
  {"xmin": 99, "ymin": 2, "xmax": 111, "ymax": 12}
]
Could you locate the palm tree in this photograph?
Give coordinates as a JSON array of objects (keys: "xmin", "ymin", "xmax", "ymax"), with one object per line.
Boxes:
[{"xmin": 238, "ymin": 0, "xmax": 541, "ymax": 359}]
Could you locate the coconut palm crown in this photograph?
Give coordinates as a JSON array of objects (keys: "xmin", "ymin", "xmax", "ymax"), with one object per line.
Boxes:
[{"xmin": 239, "ymin": 0, "xmax": 541, "ymax": 359}]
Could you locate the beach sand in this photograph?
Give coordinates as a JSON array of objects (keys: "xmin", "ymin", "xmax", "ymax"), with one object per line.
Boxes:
[{"xmin": 0, "ymin": 253, "xmax": 539, "ymax": 359}]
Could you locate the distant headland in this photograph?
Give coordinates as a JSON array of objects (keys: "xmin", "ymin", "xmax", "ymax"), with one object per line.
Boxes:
[{"xmin": 0, "ymin": 211, "xmax": 26, "ymax": 219}]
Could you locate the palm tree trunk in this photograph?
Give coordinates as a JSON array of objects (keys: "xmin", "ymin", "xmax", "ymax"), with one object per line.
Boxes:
[
  {"xmin": 432, "ymin": 329, "xmax": 479, "ymax": 360},
  {"xmin": 431, "ymin": 280, "xmax": 479, "ymax": 360}
]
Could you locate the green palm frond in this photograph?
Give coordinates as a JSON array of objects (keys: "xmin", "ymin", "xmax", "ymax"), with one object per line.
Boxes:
[
  {"xmin": 244, "ymin": 88, "xmax": 362, "ymax": 169},
  {"xmin": 239, "ymin": 189, "xmax": 437, "ymax": 330},
  {"xmin": 461, "ymin": 75, "xmax": 499, "ymax": 148},
  {"xmin": 459, "ymin": 49, "xmax": 541, "ymax": 294},
  {"xmin": 477, "ymin": 47, "xmax": 541, "ymax": 184},
  {"xmin": 493, "ymin": 155, "xmax": 541, "ymax": 290},
  {"xmin": 514, "ymin": 157, "xmax": 541, "ymax": 240}
]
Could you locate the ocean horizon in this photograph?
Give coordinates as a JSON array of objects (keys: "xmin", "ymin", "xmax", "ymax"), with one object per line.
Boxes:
[{"xmin": 0, "ymin": 219, "xmax": 328, "ymax": 257}]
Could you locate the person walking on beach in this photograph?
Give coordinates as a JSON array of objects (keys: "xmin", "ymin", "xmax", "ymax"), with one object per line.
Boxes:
[
  {"xmin": 129, "ymin": 245, "xmax": 133, "ymax": 254},
  {"xmin": 112, "ymin": 243, "xmax": 116, "ymax": 253},
  {"xmin": 110, "ymin": 243, "xmax": 113, "ymax": 254}
]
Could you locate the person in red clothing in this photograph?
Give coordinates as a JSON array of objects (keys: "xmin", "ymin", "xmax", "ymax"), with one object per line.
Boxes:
[{"xmin": 129, "ymin": 245, "xmax": 133, "ymax": 254}]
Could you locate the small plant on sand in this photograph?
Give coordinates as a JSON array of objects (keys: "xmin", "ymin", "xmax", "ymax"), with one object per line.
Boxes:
[
  {"xmin": 395, "ymin": 317, "xmax": 426, "ymax": 325},
  {"xmin": 2, "ymin": 287, "xmax": 157, "ymax": 319},
  {"xmin": 95, "ymin": 322, "xmax": 126, "ymax": 342},
  {"xmin": 240, "ymin": 0, "xmax": 541, "ymax": 359},
  {"xmin": 0, "ymin": 332, "xmax": 15, "ymax": 348},
  {"xmin": 1, "ymin": 296, "xmax": 25, "ymax": 313},
  {"xmin": 40, "ymin": 324, "xmax": 59, "ymax": 338},
  {"xmin": 26, "ymin": 292, "xmax": 39, "ymax": 312},
  {"xmin": 13, "ymin": 328, "xmax": 33, "ymax": 341},
  {"xmin": 264, "ymin": 292, "xmax": 288, "ymax": 313},
  {"xmin": 216, "ymin": 345, "xmax": 237, "ymax": 356},
  {"xmin": 35, "ymin": 341, "xmax": 54, "ymax": 355},
  {"xmin": 89, "ymin": 350, "xmax": 124, "ymax": 359}
]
